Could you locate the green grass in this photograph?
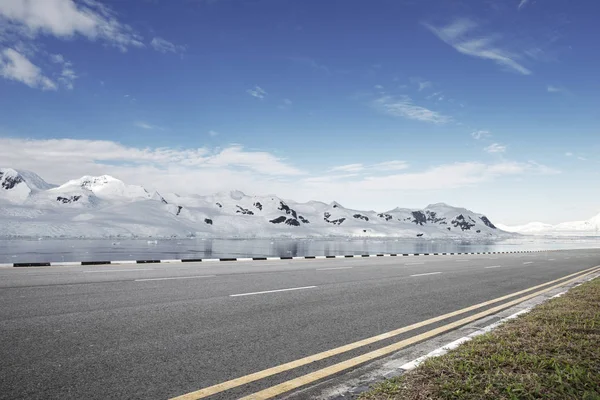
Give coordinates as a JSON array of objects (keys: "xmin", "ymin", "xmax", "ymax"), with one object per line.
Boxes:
[{"xmin": 360, "ymin": 277, "xmax": 600, "ymax": 400}]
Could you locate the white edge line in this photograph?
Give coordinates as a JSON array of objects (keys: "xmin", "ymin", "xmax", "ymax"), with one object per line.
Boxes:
[
  {"xmin": 135, "ymin": 275, "xmax": 216, "ymax": 282},
  {"xmin": 160, "ymin": 259, "xmax": 182, "ymax": 263},
  {"xmin": 236, "ymin": 258, "xmax": 253, "ymax": 261},
  {"xmin": 484, "ymin": 265, "xmax": 502, "ymax": 269},
  {"xmin": 399, "ymin": 307, "xmax": 532, "ymax": 370},
  {"xmin": 410, "ymin": 272, "xmax": 442, "ymax": 277},
  {"xmin": 399, "ymin": 273, "xmax": 600, "ymax": 371},
  {"xmin": 112, "ymin": 260, "xmax": 137, "ymax": 264},
  {"xmin": 0, "ymin": 263, "xmax": 14, "ymax": 268},
  {"xmin": 230, "ymin": 285, "xmax": 317, "ymax": 297},
  {"xmin": 50, "ymin": 262, "xmax": 82, "ymax": 266}
]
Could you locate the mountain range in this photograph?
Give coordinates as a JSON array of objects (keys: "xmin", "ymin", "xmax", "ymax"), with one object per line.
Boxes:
[{"xmin": 0, "ymin": 167, "xmax": 509, "ymax": 239}]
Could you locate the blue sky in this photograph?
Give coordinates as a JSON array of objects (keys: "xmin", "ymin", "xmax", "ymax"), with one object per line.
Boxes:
[{"xmin": 1, "ymin": 0, "xmax": 599, "ymax": 224}]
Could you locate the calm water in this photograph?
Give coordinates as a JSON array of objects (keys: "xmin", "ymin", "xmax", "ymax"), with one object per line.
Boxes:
[{"xmin": 1, "ymin": 237, "xmax": 600, "ymax": 263}]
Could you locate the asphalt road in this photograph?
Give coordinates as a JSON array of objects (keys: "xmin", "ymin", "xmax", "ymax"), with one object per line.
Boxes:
[{"xmin": 1, "ymin": 249, "xmax": 599, "ymax": 399}]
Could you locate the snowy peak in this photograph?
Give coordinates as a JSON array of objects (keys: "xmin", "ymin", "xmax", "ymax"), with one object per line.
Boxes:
[
  {"xmin": 55, "ymin": 175, "xmax": 151, "ymax": 201},
  {"xmin": 0, "ymin": 168, "xmax": 54, "ymax": 203}
]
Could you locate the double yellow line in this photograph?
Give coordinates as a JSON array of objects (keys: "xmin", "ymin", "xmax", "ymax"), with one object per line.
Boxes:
[{"xmin": 171, "ymin": 266, "xmax": 599, "ymax": 400}]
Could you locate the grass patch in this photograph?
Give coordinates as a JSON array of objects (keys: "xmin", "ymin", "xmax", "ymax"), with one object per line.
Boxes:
[{"xmin": 360, "ymin": 277, "xmax": 600, "ymax": 400}]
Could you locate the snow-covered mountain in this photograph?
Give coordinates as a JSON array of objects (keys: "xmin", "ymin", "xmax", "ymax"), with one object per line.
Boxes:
[
  {"xmin": 498, "ymin": 213, "xmax": 600, "ymax": 236},
  {"xmin": 0, "ymin": 168, "xmax": 511, "ymax": 239}
]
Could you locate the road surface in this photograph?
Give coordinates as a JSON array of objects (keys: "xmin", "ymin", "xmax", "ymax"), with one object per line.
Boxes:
[{"xmin": 1, "ymin": 249, "xmax": 599, "ymax": 399}]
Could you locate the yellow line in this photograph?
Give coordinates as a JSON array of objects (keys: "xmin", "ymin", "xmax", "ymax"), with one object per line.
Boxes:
[
  {"xmin": 240, "ymin": 266, "xmax": 600, "ymax": 399},
  {"xmin": 169, "ymin": 266, "xmax": 599, "ymax": 400}
]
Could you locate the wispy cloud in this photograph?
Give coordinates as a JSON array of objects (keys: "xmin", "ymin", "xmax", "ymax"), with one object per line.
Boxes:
[
  {"xmin": 372, "ymin": 160, "xmax": 409, "ymax": 171},
  {"xmin": 0, "ymin": 0, "xmax": 143, "ymax": 89},
  {"xmin": 208, "ymin": 130, "xmax": 219, "ymax": 137},
  {"xmin": 0, "ymin": 0, "xmax": 144, "ymax": 51},
  {"xmin": 0, "ymin": 48, "xmax": 56, "ymax": 90},
  {"xmin": 547, "ymin": 85, "xmax": 564, "ymax": 93},
  {"xmin": 289, "ymin": 57, "xmax": 330, "ymax": 74},
  {"xmin": 50, "ymin": 53, "xmax": 77, "ymax": 89},
  {"xmin": 278, "ymin": 98, "xmax": 293, "ymax": 109},
  {"xmin": 372, "ymin": 95, "xmax": 452, "ymax": 124},
  {"xmin": 134, "ymin": 121, "xmax": 164, "ymax": 130},
  {"xmin": 485, "ymin": 143, "xmax": 507, "ymax": 153},
  {"xmin": 471, "ymin": 130, "xmax": 492, "ymax": 140},
  {"xmin": 518, "ymin": 0, "xmax": 529, "ymax": 10},
  {"xmin": 410, "ymin": 77, "xmax": 432, "ymax": 91},
  {"xmin": 247, "ymin": 86, "xmax": 267, "ymax": 99},
  {"xmin": 151, "ymin": 37, "xmax": 186, "ymax": 55},
  {"xmin": 565, "ymin": 152, "xmax": 573, "ymax": 157},
  {"xmin": 330, "ymin": 164, "xmax": 365, "ymax": 173},
  {"xmin": 423, "ymin": 18, "xmax": 531, "ymax": 75}
]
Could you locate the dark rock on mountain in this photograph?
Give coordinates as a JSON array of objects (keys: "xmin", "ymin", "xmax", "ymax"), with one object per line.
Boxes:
[
  {"xmin": 285, "ymin": 218, "xmax": 300, "ymax": 226},
  {"xmin": 416, "ymin": 233, "xmax": 424, "ymax": 237},
  {"xmin": 236, "ymin": 205, "xmax": 254, "ymax": 215},
  {"xmin": 216, "ymin": 202, "xmax": 222, "ymax": 208},
  {"xmin": 378, "ymin": 213, "xmax": 392, "ymax": 221},
  {"xmin": 324, "ymin": 212, "xmax": 331, "ymax": 219},
  {"xmin": 269, "ymin": 216, "xmax": 287, "ymax": 224},
  {"xmin": 176, "ymin": 206, "xmax": 183, "ymax": 216},
  {"xmin": 204, "ymin": 218, "xmax": 213, "ymax": 225},
  {"xmin": 299, "ymin": 215, "xmax": 309, "ymax": 224},
  {"xmin": 353, "ymin": 214, "xmax": 369, "ymax": 221},
  {"xmin": 411, "ymin": 211, "xmax": 427, "ymax": 226},
  {"xmin": 278, "ymin": 201, "xmax": 297, "ymax": 219},
  {"xmin": 425, "ymin": 211, "xmax": 446, "ymax": 224},
  {"xmin": 1, "ymin": 173, "xmax": 23, "ymax": 190},
  {"xmin": 56, "ymin": 195, "xmax": 82, "ymax": 204},
  {"xmin": 451, "ymin": 214, "xmax": 475, "ymax": 231},
  {"xmin": 476, "ymin": 230, "xmax": 481, "ymax": 233},
  {"xmin": 254, "ymin": 202, "xmax": 263, "ymax": 211},
  {"xmin": 480, "ymin": 216, "xmax": 496, "ymax": 229}
]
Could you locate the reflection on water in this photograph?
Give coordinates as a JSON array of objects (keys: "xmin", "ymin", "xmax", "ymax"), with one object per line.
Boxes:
[{"xmin": 1, "ymin": 237, "xmax": 600, "ymax": 263}]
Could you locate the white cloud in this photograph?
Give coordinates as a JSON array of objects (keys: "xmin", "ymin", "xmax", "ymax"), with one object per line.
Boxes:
[
  {"xmin": 423, "ymin": 18, "xmax": 531, "ymax": 75},
  {"xmin": 372, "ymin": 160, "xmax": 409, "ymax": 171},
  {"xmin": 0, "ymin": 138, "xmax": 304, "ymax": 194},
  {"xmin": 374, "ymin": 84, "xmax": 384, "ymax": 90},
  {"xmin": 372, "ymin": 95, "xmax": 452, "ymax": 124},
  {"xmin": 0, "ymin": 0, "xmax": 144, "ymax": 50},
  {"xmin": 150, "ymin": 37, "xmax": 186, "ymax": 55},
  {"xmin": 0, "ymin": 48, "xmax": 56, "ymax": 90},
  {"xmin": 289, "ymin": 57, "xmax": 330, "ymax": 74},
  {"xmin": 577, "ymin": 156, "xmax": 587, "ymax": 161},
  {"xmin": 485, "ymin": 143, "xmax": 507, "ymax": 153},
  {"xmin": 518, "ymin": 0, "xmax": 529, "ymax": 10},
  {"xmin": 0, "ymin": 137, "xmax": 560, "ymax": 212},
  {"xmin": 0, "ymin": 0, "xmax": 143, "ymax": 89},
  {"xmin": 134, "ymin": 121, "xmax": 164, "ymax": 130},
  {"xmin": 565, "ymin": 152, "xmax": 573, "ymax": 157},
  {"xmin": 208, "ymin": 130, "xmax": 219, "ymax": 137},
  {"xmin": 410, "ymin": 77, "xmax": 432, "ymax": 91},
  {"xmin": 471, "ymin": 130, "xmax": 491, "ymax": 140},
  {"xmin": 278, "ymin": 98, "xmax": 292, "ymax": 109},
  {"xmin": 49, "ymin": 53, "xmax": 77, "ymax": 89},
  {"xmin": 50, "ymin": 53, "xmax": 64, "ymax": 63},
  {"xmin": 330, "ymin": 164, "xmax": 365, "ymax": 173},
  {"xmin": 247, "ymin": 85, "xmax": 267, "ymax": 99},
  {"xmin": 547, "ymin": 85, "xmax": 563, "ymax": 93}
]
